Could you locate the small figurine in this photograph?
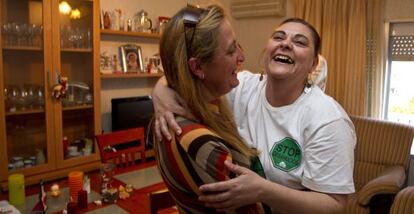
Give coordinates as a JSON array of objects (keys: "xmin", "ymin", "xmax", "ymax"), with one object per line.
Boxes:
[
  {"xmin": 127, "ymin": 19, "xmax": 133, "ymax": 31},
  {"xmin": 52, "ymin": 76, "xmax": 68, "ymax": 100},
  {"xmin": 50, "ymin": 184, "xmax": 61, "ymax": 197},
  {"xmin": 113, "ymin": 54, "xmax": 122, "ymax": 73}
]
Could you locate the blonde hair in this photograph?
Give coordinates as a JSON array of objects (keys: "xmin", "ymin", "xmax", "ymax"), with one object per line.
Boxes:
[{"xmin": 160, "ymin": 5, "xmax": 256, "ymax": 157}]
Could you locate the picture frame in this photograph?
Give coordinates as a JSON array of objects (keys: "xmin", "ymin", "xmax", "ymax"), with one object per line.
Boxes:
[{"xmin": 119, "ymin": 44, "xmax": 144, "ymax": 72}]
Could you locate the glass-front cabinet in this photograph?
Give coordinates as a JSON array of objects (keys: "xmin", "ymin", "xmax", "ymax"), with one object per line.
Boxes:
[{"xmin": 0, "ymin": 0, "xmax": 101, "ymax": 188}]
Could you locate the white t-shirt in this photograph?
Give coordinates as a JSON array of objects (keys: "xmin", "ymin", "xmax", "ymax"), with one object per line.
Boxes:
[{"xmin": 227, "ymin": 71, "xmax": 356, "ymax": 194}]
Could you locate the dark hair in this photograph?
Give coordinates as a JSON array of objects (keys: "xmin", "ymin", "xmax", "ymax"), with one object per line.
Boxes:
[{"xmin": 280, "ymin": 18, "xmax": 321, "ymax": 57}]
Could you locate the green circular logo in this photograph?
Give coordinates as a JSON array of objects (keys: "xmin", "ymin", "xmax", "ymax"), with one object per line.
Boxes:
[{"xmin": 270, "ymin": 137, "xmax": 302, "ymax": 171}]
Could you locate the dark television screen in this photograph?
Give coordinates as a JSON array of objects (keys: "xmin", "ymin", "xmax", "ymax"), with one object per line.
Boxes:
[{"xmin": 111, "ymin": 96, "xmax": 154, "ymax": 147}]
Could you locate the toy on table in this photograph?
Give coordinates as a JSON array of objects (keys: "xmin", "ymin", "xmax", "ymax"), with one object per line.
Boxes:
[
  {"xmin": 49, "ymin": 184, "xmax": 61, "ymax": 197},
  {"xmin": 118, "ymin": 184, "xmax": 133, "ymax": 199}
]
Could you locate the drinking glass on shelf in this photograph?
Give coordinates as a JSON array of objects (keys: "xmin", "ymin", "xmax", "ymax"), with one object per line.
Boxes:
[
  {"xmin": 73, "ymin": 28, "xmax": 84, "ymax": 49},
  {"xmin": 20, "ymin": 23, "xmax": 29, "ymax": 46},
  {"xmin": 16, "ymin": 87, "xmax": 28, "ymax": 110},
  {"xmin": 4, "ymin": 87, "xmax": 9, "ymax": 110},
  {"xmin": 85, "ymin": 28, "xmax": 91, "ymax": 49},
  {"xmin": 61, "ymin": 25, "xmax": 72, "ymax": 48},
  {"xmin": 32, "ymin": 24, "xmax": 43, "ymax": 48},
  {"xmin": 74, "ymin": 28, "xmax": 80, "ymax": 48},
  {"xmin": 2, "ymin": 24, "xmax": 9, "ymax": 46},
  {"xmin": 15, "ymin": 24, "xmax": 24, "ymax": 46},
  {"xmin": 25, "ymin": 85, "xmax": 35, "ymax": 109},
  {"xmin": 23, "ymin": 23, "xmax": 33, "ymax": 46},
  {"xmin": 35, "ymin": 86, "xmax": 45, "ymax": 109},
  {"xmin": 7, "ymin": 23, "xmax": 17, "ymax": 46},
  {"xmin": 8, "ymin": 86, "xmax": 19, "ymax": 112}
]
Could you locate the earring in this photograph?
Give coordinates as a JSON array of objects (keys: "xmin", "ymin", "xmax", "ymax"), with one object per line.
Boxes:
[
  {"xmin": 304, "ymin": 78, "xmax": 313, "ymax": 94},
  {"xmin": 200, "ymin": 73, "xmax": 205, "ymax": 80},
  {"xmin": 259, "ymin": 69, "xmax": 264, "ymax": 81}
]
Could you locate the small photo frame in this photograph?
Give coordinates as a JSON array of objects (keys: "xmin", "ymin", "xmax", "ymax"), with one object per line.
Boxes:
[{"xmin": 119, "ymin": 44, "xmax": 144, "ymax": 72}]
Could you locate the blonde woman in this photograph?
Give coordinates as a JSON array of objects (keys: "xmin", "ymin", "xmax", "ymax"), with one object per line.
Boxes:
[{"xmin": 154, "ymin": 4, "xmax": 267, "ymax": 213}]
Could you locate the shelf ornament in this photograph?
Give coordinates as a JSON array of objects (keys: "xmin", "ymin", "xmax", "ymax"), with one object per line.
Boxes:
[{"xmin": 52, "ymin": 75, "xmax": 68, "ymax": 100}]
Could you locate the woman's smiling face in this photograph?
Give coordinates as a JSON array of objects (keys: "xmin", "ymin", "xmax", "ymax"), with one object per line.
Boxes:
[
  {"xmin": 264, "ymin": 21, "xmax": 318, "ymax": 85},
  {"xmin": 201, "ymin": 19, "xmax": 245, "ymax": 98}
]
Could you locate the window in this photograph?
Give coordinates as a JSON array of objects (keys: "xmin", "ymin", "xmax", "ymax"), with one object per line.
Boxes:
[
  {"xmin": 383, "ymin": 22, "xmax": 414, "ymax": 153},
  {"xmin": 384, "ymin": 22, "xmax": 414, "ymax": 125}
]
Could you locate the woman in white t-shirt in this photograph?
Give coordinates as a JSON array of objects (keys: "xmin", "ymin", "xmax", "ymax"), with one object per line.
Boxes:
[{"xmin": 152, "ymin": 18, "xmax": 356, "ymax": 213}]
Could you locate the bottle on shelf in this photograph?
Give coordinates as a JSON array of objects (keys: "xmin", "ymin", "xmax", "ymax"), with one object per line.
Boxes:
[{"xmin": 36, "ymin": 149, "xmax": 46, "ymax": 165}]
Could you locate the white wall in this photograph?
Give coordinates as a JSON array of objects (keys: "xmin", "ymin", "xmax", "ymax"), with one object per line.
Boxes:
[
  {"xmin": 384, "ymin": 0, "xmax": 414, "ymax": 21},
  {"xmin": 99, "ymin": 0, "xmax": 231, "ymax": 132},
  {"xmin": 100, "ymin": 0, "xmax": 187, "ymax": 132},
  {"xmin": 232, "ymin": 1, "xmax": 294, "ymax": 72}
]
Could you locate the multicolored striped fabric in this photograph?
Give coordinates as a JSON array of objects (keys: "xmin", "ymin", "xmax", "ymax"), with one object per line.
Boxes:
[{"xmin": 155, "ymin": 116, "xmax": 266, "ymax": 214}]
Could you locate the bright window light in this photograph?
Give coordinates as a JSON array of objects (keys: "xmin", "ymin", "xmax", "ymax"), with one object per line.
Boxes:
[{"xmin": 386, "ymin": 61, "xmax": 414, "ymax": 125}]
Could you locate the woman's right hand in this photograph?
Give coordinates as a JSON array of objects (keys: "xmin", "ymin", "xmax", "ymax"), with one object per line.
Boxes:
[
  {"xmin": 152, "ymin": 76, "xmax": 192, "ymax": 141},
  {"xmin": 198, "ymin": 161, "xmax": 267, "ymax": 211}
]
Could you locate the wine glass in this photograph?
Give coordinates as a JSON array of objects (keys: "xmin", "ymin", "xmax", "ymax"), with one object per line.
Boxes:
[
  {"xmin": 32, "ymin": 24, "xmax": 43, "ymax": 48},
  {"xmin": 4, "ymin": 87, "xmax": 9, "ymax": 110},
  {"xmin": 25, "ymin": 85, "xmax": 35, "ymax": 109},
  {"xmin": 14, "ymin": 24, "xmax": 24, "ymax": 46},
  {"xmin": 2, "ymin": 24, "xmax": 8, "ymax": 46},
  {"xmin": 16, "ymin": 86, "xmax": 28, "ymax": 110},
  {"xmin": 35, "ymin": 86, "xmax": 45, "ymax": 109},
  {"xmin": 8, "ymin": 86, "xmax": 19, "ymax": 112}
]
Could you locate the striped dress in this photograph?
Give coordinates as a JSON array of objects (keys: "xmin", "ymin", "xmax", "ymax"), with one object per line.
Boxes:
[{"xmin": 155, "ymin": 116, "xmax": 266, "ymax": 214}]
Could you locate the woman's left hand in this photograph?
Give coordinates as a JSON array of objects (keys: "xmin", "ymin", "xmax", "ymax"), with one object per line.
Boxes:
[{"xmin": 198, "ymin": 160, "xmax": 267, "ymax": 211}]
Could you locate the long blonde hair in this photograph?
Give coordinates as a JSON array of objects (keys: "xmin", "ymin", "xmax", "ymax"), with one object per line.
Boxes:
[{"xmin": 160, "ymin": 5, "xmax": 256, "ymax": 157}]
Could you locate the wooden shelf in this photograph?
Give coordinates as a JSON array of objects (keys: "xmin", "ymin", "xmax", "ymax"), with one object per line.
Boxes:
[
  {"xmin": 61, "ymin": 48, "xmax": 93, "ymax": 53},
  {"xmin": 2, "ymin": 46, "xmax": 92, "ymax": 52},
  {"xmin": 5, "ymin": 105, "xmax": 94, "ymax": 115},
  {"xmin": 5, "ymin": 108, "xmax": 45, "ymax": 116},
  {"xmin": 100, "ymin": 29, "xmax": 161, "ymax": 39},
  {"xmin": 2, "ymin": 46, "xmax": 43, "ymax": 51},
  {"xmin": 100, "ymin": 72, "xmax": 163, "ymax": 79},
  {"xmin": 62, "ymin": 104, "xmax": 93, "ymax": 111}
]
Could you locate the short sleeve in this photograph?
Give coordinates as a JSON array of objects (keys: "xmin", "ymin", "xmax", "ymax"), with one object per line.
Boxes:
[
  {"xmin": 183, "ymin": 135, "xmax": 234, "ymax": 182},
  {"xmin": 176, "ymin": 126, "xmax": 239, "ymax": 185},
  {"xmin": 302, "ymin": 118, "xmax": 356, "ymax": 194}
]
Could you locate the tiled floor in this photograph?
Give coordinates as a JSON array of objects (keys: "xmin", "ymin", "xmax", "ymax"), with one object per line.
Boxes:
[
  {"xmin": 84, "ymin": 204, "xmax": 129, "ymax": 214},
  {"xmin": 114, "ymin": 166, "xmax": 162, "ymax": 189}
]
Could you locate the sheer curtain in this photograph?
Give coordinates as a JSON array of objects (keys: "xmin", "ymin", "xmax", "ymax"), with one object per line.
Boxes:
[
  {"xmin": 293, "ymin": 0, "xmax": 382, "ymax": 116},
  {"xmin": 366, "ymin": 0, "xmax": 385, "ymax": 118}
]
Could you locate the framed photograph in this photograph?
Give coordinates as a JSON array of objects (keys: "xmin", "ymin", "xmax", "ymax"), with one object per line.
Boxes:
[{"xmin": 119, "ymin": 44, "xmax": 144, "ymax": 72}]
